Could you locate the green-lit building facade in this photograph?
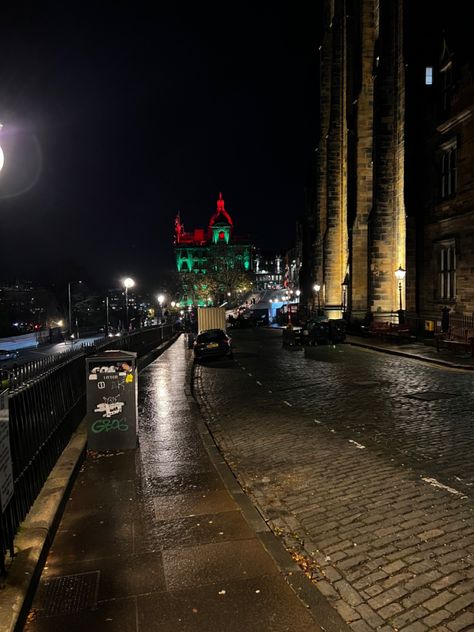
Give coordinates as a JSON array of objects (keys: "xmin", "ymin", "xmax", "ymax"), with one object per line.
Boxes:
[{"xmin": 174, "ymin": 193, "xmax": 253, "ymax": 306}]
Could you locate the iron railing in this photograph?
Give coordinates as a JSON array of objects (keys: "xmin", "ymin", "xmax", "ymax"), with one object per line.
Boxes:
[{"xmin": 0, "ymin": 325, "xmax": 174, "ymax": 574}]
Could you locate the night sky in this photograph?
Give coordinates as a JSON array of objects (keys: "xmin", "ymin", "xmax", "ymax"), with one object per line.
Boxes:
[{"xmin": 0, "ymin": 1, "xmax": 321, "ymax": 290}]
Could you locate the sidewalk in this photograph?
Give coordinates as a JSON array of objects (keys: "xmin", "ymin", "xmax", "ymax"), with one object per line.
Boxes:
[
  {"xmin": 19, "ymin": 337, "xmax": 341, "ymax": 632},
  {"xmin": 346, "ymin": 334, "xmax": 474, "ymax": 370}
]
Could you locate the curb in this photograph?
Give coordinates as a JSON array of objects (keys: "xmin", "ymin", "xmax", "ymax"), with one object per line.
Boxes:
[
  {"xmin": 347, "ymin": 338, "xmax": 474, "ymax": 370},
  {"xmin": 0, "ymin": 333, "xmax": 180, "ymax": 632}
]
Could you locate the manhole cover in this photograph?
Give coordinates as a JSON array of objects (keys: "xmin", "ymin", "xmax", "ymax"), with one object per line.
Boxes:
[
  {"xmin": 41, "ymin": 571, "xmax": 100, "ymax": 617},
  {"xmin": 406, "ymin": 391, "xmax": 459, "ymax": 401}
]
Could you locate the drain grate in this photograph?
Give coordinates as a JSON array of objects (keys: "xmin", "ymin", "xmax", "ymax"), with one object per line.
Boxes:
[
  {"xmin": 41, "ymin": 571, "xmax": 100, "ymax": 617},
  {"xmin": 406, "ymin": 391, "xmax": 459, "ymax": 402}
]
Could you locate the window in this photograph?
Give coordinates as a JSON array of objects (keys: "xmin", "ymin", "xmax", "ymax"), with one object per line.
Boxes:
[
  {"xmin": 440, "ymin": 141, "xmax": 457, "ymax": 199},
  {"xmin": 425, "ymin": 66, "xmax": 433, "ymax": 85},
  {"xmin": 439, "ymin": 242, "xmax": 456, "ymax": 300}
]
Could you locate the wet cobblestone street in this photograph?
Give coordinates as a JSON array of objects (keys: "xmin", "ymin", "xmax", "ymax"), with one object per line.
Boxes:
[{"xmin": 193, "ymin": 329, "xmax": 474, "ymax": 632}]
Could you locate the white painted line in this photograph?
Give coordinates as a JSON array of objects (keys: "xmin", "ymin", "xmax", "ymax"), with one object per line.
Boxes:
[
  {"xmin": 256, "ymin": 381, "xmax": 262, "ymax": 386},
  {"xmin": 268, "ymin": 390, "xmax": 273, "ymax": 394},
  {"xmin": 421, "ymin": 477, "xmax": 467, "ymax": 498},
  {"xmin": 248, "ymin": 373, "xmax": 253, "ymax": 377},
  {"xmin": 349, "ymin": 439, "xmax": 366, "ymax": 449},
  {"xmin": 314, "ymin": 419, "xmax": 321, "ymax": 424},
  {"xmin": 283, "ymin": 400, "xmax": 292, "ymax": 407}
]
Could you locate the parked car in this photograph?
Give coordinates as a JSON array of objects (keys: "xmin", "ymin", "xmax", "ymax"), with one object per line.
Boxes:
[
  {"xmin": 0, "ymin": 349, "xmax": 20, "ymax": 361},
  {"xmin": 193, "ymin": 329, "xmax": 232, "ymax": 361}
]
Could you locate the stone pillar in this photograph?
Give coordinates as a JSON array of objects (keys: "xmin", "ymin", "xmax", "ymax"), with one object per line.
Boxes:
[
  {"xmin": 323, "ymin": 0, "xmax": 348, "ymax": 319},
  {"xmin": 313, "ymin": 0, "xmax": 333, "ymax": 311},
  {"xmin": 369, "ymin": 0, "xmax": 405, "ymax": 319},
  {"xmin": 350, "ymin": 0, "xmax": 376, "ymax": 319}
]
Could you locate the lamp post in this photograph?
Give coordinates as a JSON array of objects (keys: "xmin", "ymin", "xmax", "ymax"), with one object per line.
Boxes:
[
  {"xmin": 394, "ymin": 265, "xmax": 406, "ymax": 324},
  {"xmin": 157, "ymin": 294, "xmax": 165, "ymax": 324},
  {"xmin": 123, "ymin": 277, "xmax": 135, "ymax": 331},
  {"xmin": 68, "ymin": 280, "xmax": 82, "ymax": 339},
  {"xmin": 341, "ymin": 274, "xmax": 349, "ymax": 320},
  {"xmin": 313, "ymin": 284, "xmax": 321, "ymax": 315}
]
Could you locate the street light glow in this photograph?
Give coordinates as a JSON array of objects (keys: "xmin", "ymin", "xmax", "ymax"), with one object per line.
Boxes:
[
  {"xmin": 313, "ymin": 284, "xmax": 321, "ymax": 292},
  {"xmin": 123, "ymin": 277, "xmax": 135, "ymax": 289},
  {"xmin": 157, "ymin": 294, "xmax": 165, "ymax": 305}
]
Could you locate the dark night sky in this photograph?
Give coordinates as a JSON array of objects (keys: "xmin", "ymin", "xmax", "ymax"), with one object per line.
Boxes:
[{"xmin": 0, "ymin": 1, "xmax": 321, "ymax": 290}]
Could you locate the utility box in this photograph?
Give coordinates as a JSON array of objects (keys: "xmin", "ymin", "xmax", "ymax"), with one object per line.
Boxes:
[
  {"xmin": 86, "ymin": 350, "xmax": 138, "ymax": 450},
  {"xmin": 197, "ymin": 307, "xmax": 226, "ymax": 333}
]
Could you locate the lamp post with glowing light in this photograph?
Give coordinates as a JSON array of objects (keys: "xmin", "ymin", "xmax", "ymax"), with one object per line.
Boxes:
[
  {"xmin": 313, "ymin": 284, "xmax": 321, "ymax": 315},
  {"xmin": 157, "ymin": 294, "xmax": 165, "ymax": 324},
  {"xmin": 395, "ymin": 265, "xmax": 406, "ymax": 324},
  {"xmin": 68, "ymin": 280, "xmax": 82, "ymax": 339},
  {"xmin": 123, "ymin": 278, "xmax": 135, "ymax": 331}
]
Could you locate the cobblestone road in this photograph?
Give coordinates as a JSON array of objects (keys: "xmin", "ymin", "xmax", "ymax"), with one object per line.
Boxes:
[{"xmin": 193, "ymin": 329, "xmax": 474, "ymax": 632}]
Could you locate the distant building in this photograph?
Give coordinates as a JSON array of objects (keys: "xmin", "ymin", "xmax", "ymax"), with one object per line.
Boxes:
[
  {"xmin": 174, "ymin": 193, "xmax": 253, "ymax": 306},
  {"xmin": 254, "ymin": 251, "xmax": 284, "ymax": 290}
]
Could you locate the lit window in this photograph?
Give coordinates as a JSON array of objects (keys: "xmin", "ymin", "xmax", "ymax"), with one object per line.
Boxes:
[
  {"xmin": 439, "ymin": 242, "xmax": 456, "ymax": 300},
  {"xmin": 440, "ymin": 141, "xmax": 457, "ymax": 199},
  {"xmin": 425, "ymin": 66, "xmax": 433, "ymax": 85}
]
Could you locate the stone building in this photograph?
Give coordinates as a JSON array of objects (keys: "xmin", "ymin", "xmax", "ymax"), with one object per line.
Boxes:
[
  {"xmin": 406, "ymin": 5, "xmax": 474, "ymax": 324},
  {"xmin": 303, "ymin": 0, "xmax": 474, "ymax": 327}
]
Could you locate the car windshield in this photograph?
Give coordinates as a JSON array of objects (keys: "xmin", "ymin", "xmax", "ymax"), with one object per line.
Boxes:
[{"xmin": 197, "ymin": 330, "xmax": 227, "ymax": 342}]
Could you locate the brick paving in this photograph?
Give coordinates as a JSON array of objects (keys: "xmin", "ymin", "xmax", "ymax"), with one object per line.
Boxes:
[{"xmin": 193, "ymin": 329, "xmax": 474, "ymax": 632}]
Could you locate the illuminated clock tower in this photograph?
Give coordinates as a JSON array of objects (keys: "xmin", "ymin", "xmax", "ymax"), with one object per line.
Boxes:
[{"xmin": 173, "ymin": 193, "xmax": 253, "ymax": 306}]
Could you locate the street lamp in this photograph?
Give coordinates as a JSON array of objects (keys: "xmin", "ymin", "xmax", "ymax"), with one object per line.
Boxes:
[
  {"xmin": 123, "ymin": 277, "xmax": 135, "ymax": 331},
  {"xmin": 157, "ymin": 294, "xmax": 165, "ymax": 324},
  {"xmin": 68, "ymin": 280, "xmax": 82, "ymax": 338},
  {"xmin": 313, "ymin": 284, "xmax": 321, "ymax": 315},
  {"xmin": 394, "ymin": 265, "xmax": 406, "ymax": 324},
  {"xmin": 341, "ymin": 274, "xmax": 349, "ymax": 319}
]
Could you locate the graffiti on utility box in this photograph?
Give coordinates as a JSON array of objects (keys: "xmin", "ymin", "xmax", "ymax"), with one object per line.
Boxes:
[{"xmin": 86, "ymin": 351, "xmax": 138, "ymax": 450}]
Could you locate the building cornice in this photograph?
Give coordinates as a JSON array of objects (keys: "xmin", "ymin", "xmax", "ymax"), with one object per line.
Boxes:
[{"xmin": 437, "ymin": 105, "xmax": 474, "ymax": 134}]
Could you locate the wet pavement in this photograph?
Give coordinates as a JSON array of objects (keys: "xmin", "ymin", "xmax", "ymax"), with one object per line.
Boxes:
[
  {"xmin": 193, "ymin": 329, "xmax": 474, "ymax": 632},
  {"xmin": 24, "ymin": 337, "xmax": 328, "ymax": 632}
]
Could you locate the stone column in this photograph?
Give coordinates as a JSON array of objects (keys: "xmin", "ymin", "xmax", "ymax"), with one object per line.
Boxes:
[
  {"xmin": 369, "ymin": 0, "xmax": 405, "ymax": 319},
  {"xmin": 350, "ymin": 0, "xmax": 376, "ymax": 319},
  {"xmin": 323, "ymin": 0, "xmax": 348, "ymax": 319},
  {"xmin": 312, "ymin": 0, "xmax": 333, "ymax": 311}
]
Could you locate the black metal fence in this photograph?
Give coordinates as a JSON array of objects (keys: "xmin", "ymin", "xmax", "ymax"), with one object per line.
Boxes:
[{"xmin": 0, "ymin": 325, "xmax": 174, "ymax": 574}]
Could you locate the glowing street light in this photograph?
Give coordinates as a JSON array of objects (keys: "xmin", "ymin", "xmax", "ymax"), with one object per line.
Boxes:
[
  {"xmin": 123, "ymin": 277, "xmax": 135, "ymax": 331},
  {"xmin": 68, "ymin": 280, "xmax": 82, "ymax": 338},
  {"xmin": 157, "ymin": 294, "xmax": 165, "ymax": 324},
  {"xmin": 394, "ymin": 265, "xmax": 406, "ymax": 323},
  {"xmin": 313, "ymin": 284, "xmax": 321, "ymax": 315}
]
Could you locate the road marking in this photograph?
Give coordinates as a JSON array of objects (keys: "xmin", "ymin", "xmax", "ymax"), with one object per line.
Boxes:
[
  {"xmin": 421, "ymin": 477, "xmax": 467, "ymax": 498},
  {"xmin": 349, "ymin": 439, "xmax": 366, "ymax": 449},
  {"xmin": 314, "ymin": 419, "xmax": 321, "ymax": 424},
  {"xmin": 268, "ymin": 390, "xmax": 273, "ymax": 394},
  {"xmin": 248, "ymin": 373, "xmax": 253, "ymax": 377},
  {"xmin": 283, "ymin": 400, "xmax": 292, "ymax": 407},
  {"xmin": 256, "ymin": 381, "xmax": 262, "ymax": 386}
]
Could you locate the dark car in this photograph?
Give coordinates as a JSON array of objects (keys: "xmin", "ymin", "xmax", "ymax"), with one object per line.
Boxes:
[
  {"xmin": 0, "ymin": 349, "xmax": 20, "ymax": 361},
  {"xmin": 193, "ymin": 329, "xmax": 232, "ymax": 361}
]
